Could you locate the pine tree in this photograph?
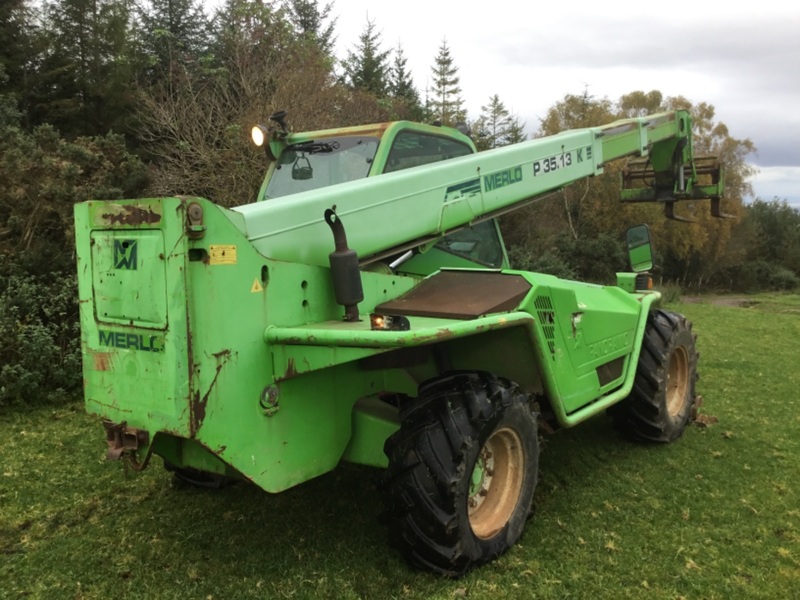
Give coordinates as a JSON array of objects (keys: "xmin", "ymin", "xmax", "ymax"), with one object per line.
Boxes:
[
  {"xmin": 473, "ymin": 94, "xmax": 511, "ymax": 150},
  {"xmin": 505, "ymin": 113, "xmax": 526, "ymax": 145},
  {"xmin": 428, "ymin": 38, "xmax": 464, "ymax": 127},
  {"xmin": 342, "ymin": 17, "xmax": 390, "ymax": 97},
  {"xmin": 388, "ymin": 43, "xmax": 422, "ymax": 119},
  {"xmin": 138, "ymin": 0, "xmax": 210, "ymax": 81},
  {"xmin": 211, "ymin": 0, "xmax": 291, "ymax": 67},
  {"xmin": 284, "ymin": 0, "xmax": 337, "ymax": 56},
  {"xmin": 0, "ymin": 0, "xmax": 39, "ymax": 106},
  {"xmin": 31, "ymin": 0, "xmax": 134, "ymax": 136},
  {"xmin": 473, "ymin": 96, "xmax": 526, "ymax": 150}
]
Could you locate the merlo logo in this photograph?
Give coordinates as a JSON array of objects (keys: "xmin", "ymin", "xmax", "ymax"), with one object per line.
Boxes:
[{"xmin": 114, "ymin": 240, "xmax": 138, "ymax": 270}]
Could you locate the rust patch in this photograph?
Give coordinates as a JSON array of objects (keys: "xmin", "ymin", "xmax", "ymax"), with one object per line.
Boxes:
[
  {"xmin": 191, "ymin": 389, "xmax": 205, "ymax": 435},
  {"xmin": 213, "ymin": 349, "xmax": 232, "ymax": 360},
  {"xmin": 190, "ymin": 349, "xmax": 233, "ymax": 435},
  {"xmin": 102, "ymin": 204, "xmax": 161, "ymax": 226},
  {"xmin": 285, "ymin": 358, "xmax": 298, "ymax": 378},
  {"xmin": 93, "ymin": 352, "xmax": 113, "ymax": 371}
]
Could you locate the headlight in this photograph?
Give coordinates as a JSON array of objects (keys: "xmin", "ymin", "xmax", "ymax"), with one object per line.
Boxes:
[{"xmin": 251, "ymin": 124, "xmax": 267, "ymax": 147}]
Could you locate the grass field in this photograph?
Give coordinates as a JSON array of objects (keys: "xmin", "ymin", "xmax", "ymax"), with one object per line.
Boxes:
[{"xmin": 2, "ymin": 293, "xmax": 799, "ymax": 599}]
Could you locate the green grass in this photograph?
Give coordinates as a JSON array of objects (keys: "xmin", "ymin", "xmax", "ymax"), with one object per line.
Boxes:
[{"xmin": 2, "ymin": 293, "xmax": 800, "ymax": 599}]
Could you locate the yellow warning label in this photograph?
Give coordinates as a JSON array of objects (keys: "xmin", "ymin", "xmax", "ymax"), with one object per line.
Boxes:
[
  {"xmin": 251, "ymin": 278, "xmax": 263, "ymax": 293},
  {"xmin": 209, "ymin": 245, "xmax": 237, "ymax": 265}
]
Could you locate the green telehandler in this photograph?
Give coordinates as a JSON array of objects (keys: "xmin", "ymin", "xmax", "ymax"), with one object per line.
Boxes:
[{"xmin": 74, "ymin": 109, "xmax": 724, "ymax": 576}]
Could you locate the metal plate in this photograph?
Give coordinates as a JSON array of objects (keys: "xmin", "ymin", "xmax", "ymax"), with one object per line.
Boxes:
[{"xmin": 376, "ymin": 270, "xmax": 531, "ymax": 320}]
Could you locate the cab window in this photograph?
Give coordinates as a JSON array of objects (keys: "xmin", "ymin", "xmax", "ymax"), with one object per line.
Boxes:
[
  {"xmin": 384, "ymin": 131, "xmax": 472, "ymax": 173},
  {"xmin": 265, "ymin": 136, "xmax": 379, "ymax": 199},
  {"xmin": 384, "ymin": 130, "xmax": 505, "ymax": 269}
]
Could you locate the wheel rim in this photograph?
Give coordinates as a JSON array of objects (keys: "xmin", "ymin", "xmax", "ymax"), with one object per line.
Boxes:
[
  {"xmin": 666, "ymin": 345, "xmax": 690, "ymax": 417},
  {"xmin": 468, "ymin": 427, "xmax": 525, "ymax": 540}
]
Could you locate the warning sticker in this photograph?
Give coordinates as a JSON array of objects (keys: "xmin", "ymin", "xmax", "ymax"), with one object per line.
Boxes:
[
  {"xmin": 209, "ymin": 245, "xmax": 237, "ymax": 265},
  {"xmin": 251, "ymin": 278, "xmax": 263, "ymax": 293}
]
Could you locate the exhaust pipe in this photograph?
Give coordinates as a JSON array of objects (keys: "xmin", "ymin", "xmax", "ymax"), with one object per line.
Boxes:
[{"xmin": 324, "ymin": 208, "xmax": 363, "ymax": 322}]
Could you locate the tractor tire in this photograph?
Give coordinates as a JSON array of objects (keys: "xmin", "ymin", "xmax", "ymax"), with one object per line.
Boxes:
[
  {"xmin": 382, "ymin": 371, "xmax": 539, "ymax": 577},
  {"xmin": 610, "ymin": 309, "xmax": 698, "ymax": 443}
]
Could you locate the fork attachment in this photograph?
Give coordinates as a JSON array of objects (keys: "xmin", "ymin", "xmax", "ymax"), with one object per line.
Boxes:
[{"xmin": 621, "ymin": 150, "xmax": 728, "ymax": 221}]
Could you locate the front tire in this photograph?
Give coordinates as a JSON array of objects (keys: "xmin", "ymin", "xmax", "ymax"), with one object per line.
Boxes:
[
  {"xmin": 610, "ymin": 309, "xmax": 698, "ymax": 443},
  {"xmin": 383, "ymin": 372, "xmax": 539, "ymax": 577}
]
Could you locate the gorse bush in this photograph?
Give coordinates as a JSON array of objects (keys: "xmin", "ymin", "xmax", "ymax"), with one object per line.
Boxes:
[
  {"xmin": 0, "ymin": 86, "xmax": 147, "ymax": 408},
  {"xmin": 0, "ymin": 263, "xmax": 81, "ymax": 406}
]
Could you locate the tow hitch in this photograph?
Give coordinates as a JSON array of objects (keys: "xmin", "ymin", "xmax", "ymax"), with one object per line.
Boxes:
[{"xmin": 103, "ymin": 420, "xmax": 151, "ymax": 469}]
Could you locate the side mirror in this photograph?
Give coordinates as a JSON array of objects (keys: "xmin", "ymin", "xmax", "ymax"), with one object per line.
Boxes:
[{"xmin": 626, "ymin": 224, "xmax": 654, "ymax": 272}]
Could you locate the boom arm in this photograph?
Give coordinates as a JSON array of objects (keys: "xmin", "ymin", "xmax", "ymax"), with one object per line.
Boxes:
[{"xmin": 232, "ymin": 110, "xmax": 722, "ymax": 267}]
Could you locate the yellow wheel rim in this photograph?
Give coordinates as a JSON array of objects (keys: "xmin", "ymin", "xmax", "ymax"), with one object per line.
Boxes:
[
  {"xmin": 666, "ymin": 346, "xmax": 689, "ymax": 417},
  {"xmin": 468, "ymin": 427, "xmax": 525, "ymax": 539}
]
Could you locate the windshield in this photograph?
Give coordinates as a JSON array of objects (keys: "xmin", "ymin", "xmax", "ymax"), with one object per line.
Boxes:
[
  {"xmin": 434, "ymin": 221, "xmax": 505, "ymax": 268},
  {"xmin": 265, "ymin": 136, "xmax": 379, "ymax": 199}
]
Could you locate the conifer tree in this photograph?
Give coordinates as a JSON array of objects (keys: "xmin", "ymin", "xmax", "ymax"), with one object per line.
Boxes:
[
  {"xmin": 505, "ymin": 113, "xmax": 526, "ymax": 144},
  {"xmin": 31, "ymin": 0, "xmax": 134, "ymax": 136},
  {"xmin": 428, "ymin": 38, "xmax": 464, "ymax": 126},
  {"xmin": 211, "ymin": 0, "xmax": 291, "ymax": 69},
  {"xmin": 473, "ymin": 94, "xmax": 511, "ymax": 150},
  {"xmin": 137, "ymin": 0, "xmax": 210, "ymax": 81},
  {"xmin": 284, "ymin": 0, "xmax": 337, "ymax": 56},
  {"xmin": 388, "ymin": 43, "xmax": 422, "ymax": 119},
  {"xmin": 342, "ymin": 17, "xmax": 390, "ymax": 97},
  {"xmin": 0, "ymin": 0, "xmax": 39, "ymax": 108}
]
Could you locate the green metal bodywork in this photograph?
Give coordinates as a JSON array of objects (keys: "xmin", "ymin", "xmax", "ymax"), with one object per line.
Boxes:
[{"xmin": 74, "ymin": 111, "xmax": 721, "ymax": 493}]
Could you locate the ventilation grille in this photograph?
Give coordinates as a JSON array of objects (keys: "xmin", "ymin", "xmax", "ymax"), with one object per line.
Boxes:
[{"xmin": 534, "ymin": 295, "xmax": 556, "ymax": 357}]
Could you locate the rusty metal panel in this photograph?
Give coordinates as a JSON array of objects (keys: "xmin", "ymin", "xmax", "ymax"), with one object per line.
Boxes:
[
  {"xmin": 90, "ymin": 201, "xmax": 163, "ymax": 228},
  {"xmin": 375, "ymin": 270, "xmax": 531, "ymax": 319},
  {"xmin": 90, "ymin": 230, "xmax": 168, "ymax": 328}
]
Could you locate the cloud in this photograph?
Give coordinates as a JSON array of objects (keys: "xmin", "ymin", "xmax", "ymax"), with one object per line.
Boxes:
[
  {"xmin": 748, "ymin": 137, "xmax": 797, "ymax": 168},
  {"xmin": 332, "ymin": 0, "xmax": 800, "ymax": 183},
  {"xmin": 748, "ymin": 166, "xmax": 800, "ymax": 207},
  {"xmin": 483, "ymin": 14, "xmax": 800, "ymax": 167},
  {"xmin": 492, "ymin": 16, "xmax": 799, "ymax": 78}
]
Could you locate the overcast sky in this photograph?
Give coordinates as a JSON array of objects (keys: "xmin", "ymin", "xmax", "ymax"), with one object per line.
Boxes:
[{"xmin": 329, "ymin": 0, "xmax": 800, "ymax": 207}]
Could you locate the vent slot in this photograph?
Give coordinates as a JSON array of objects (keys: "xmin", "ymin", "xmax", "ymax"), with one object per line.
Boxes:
[{"xmin": 534, "ymin": 295, "xmax": 556, "ymax": 356}]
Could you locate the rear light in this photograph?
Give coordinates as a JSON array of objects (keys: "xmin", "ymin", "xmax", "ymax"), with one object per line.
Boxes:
[
  {"xmin": 370, "ymin": 313, "xmax": 410, "ymax": 331},
  {"xmin": 635, "ymin": 273, "xmax": 653, "ymax": 291}
]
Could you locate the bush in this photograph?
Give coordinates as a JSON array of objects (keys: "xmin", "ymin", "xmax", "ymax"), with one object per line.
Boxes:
[
  {"xmin": 767, "ymin": 266, "xmax": 800, "ymax": 291},
  {"xmin": 507, "ymin": 245, "xmax": 577, "ymax": 279},
  {"xmin": 720, "ymin": 260, "xmax": 800, "ymax": 293},
  {"xmin": 557, "ymin": 233, "xmax": 626, "ymax": 284},
  {"xmin": 0, "ymin": 95, "xmax": 148, "ymax": 268},
  {"xmin": 0, "ymin": 263, "xmax": 81, "ymax": 407},
  {"xmin": 656, "ymin": 281, "xmax": 683, "ymax": 303}
]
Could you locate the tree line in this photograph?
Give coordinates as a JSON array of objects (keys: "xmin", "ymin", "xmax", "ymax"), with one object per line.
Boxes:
[{"xmin": 1, "ymin": 0, "xmax": 798, "ymax": 405}]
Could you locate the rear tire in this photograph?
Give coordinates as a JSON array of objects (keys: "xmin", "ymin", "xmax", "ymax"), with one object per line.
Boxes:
[
  {"xmin": 610, "ymin": 309, "xmax": 698, "ymax": 443},
  {"xmin": 383, "ymin": 372, "xmax": 539, "ymax": 577}
]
